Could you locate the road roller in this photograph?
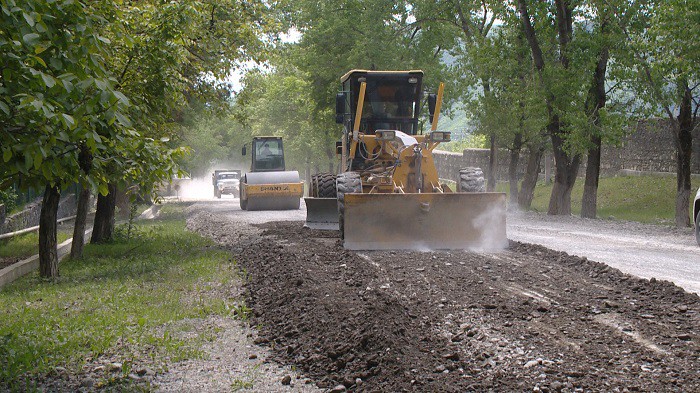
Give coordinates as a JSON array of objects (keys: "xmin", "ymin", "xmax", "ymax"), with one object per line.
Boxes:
[{"xmin": 239, "ymin": 136, "xmax": 303, "ymax": 210}]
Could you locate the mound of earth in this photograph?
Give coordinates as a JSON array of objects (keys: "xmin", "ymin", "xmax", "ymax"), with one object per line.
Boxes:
[{"xmin": 232, "ymin": 221, "xmax": 699, "ymax": 392}]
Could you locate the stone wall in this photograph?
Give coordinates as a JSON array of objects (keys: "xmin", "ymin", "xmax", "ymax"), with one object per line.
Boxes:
[
  {"xmin": 600, "ymin": 119, "xmax": 700, "ymax": 175},
  {"xmin": 433, "ymin": 149, "xmax": 518, "ymax": 183},
  {"xmin": 434, "ymin": 119, "xmax": 700, "ymax": 182},
  {"xmin": 0, "ymin": 194, "xmax": 77, "ymax": 235}
]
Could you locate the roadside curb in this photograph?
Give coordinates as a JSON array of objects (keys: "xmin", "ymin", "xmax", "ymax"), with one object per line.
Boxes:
[
  {"xmin": 0, "ymin": 227, "xmax": 92, "ymax": 289},
  {"xmin": 0, "ymin": 204, "xmax": 157, "ymax": 289}
]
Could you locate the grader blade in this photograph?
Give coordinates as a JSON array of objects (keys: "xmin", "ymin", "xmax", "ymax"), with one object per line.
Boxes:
[
  {"xmin": 343, "ymin": 193, "xmax": 507, "ymax": 251},
  {"xmin": 304, "ymin": 197, "xmax": 339, "ymax": 230}
]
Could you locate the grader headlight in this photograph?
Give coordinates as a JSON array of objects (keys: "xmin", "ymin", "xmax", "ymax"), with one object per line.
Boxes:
[
  {"xmin": 375, "ymin": 130, "xmax": 397, "ymax": 141},
  {"xmin": 429, "ymin": 131, "xmax": 451, "ymax": 142}
]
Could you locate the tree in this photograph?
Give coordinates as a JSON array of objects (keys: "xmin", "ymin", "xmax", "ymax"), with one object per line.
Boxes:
[
  {"xmin": 457, "ymin": 19, "xmax": 547, "ymax": 207},
  {"xmin": 235, "ymin": 64, "xmax": 325, "ymax": 173},
  {"xmin": 412, "ymin": 0, "xmax": 505, "ymax": 191},
  {"xmin": 178, "ymin": 111, "xmax": 249, "ymax": 178},
  {"xmin": 613, "ymin": 0, "xmax": 699, "ymax": 227},
  {"xmin": 516, "ymin": 0, "xmax": 629, "ymax": 216},
  {"xmin": 278, "ymin": 0, "xmax": 449, "ymax": 175},
  {"xmin": 90, "ymin": 0, "xmax": 277, "ymax": 242},
  {"xmin": 0, "ymin": 0, "xmax": 133, "ymax": 277}
]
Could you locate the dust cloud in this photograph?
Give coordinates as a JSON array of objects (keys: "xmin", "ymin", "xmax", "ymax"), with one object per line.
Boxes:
[
  {"xmin": 175, "ymin": 177, "xmax": 216, "ymax": 200},
  {"xmin": 469, "ymin": 201, "xmax": 508, "ymax": 252}
]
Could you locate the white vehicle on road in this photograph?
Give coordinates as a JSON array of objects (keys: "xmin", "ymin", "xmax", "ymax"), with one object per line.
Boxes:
[{"xmin": 213, "ymin": 170, "xmax": 241, "ymax": 199}]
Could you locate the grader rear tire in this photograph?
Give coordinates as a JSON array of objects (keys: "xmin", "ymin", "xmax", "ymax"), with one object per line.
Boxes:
[
  {"xmin": 459, "ymin": 167, "xmax": 486, "ymax": 192},
  {"xmin": 336, "ymin": 172, "xmax": 362, "ymax": 240},
  {"xmin": 311, "ymin": 173, "xmax": 337, "ymax": 198}
]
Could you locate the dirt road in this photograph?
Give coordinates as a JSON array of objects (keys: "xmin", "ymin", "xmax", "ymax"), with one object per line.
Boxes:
[{"xmin": 185, "ymin": 199, "xmax": 699, "ymax": 392}]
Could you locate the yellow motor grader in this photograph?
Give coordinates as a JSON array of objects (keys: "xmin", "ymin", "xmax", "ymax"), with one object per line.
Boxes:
[{"xmin": 305, "ymin": 70, "xmax": 507, "ymax": 250}]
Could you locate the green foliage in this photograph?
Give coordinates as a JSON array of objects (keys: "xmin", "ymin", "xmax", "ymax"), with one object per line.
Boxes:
[
  {"xmin": 177, "ymin": 110, "xmax": 249, "ymax": 177},
  {"xmin": 236, "ymin": 64, "xmax": 332, "ymax": 171},
  {"xmin": 0, "ymin": 205, "xmax": 245, "ymax": 389},
  {"xmin": 226, "ymin": 0, "xmax": 453, "ymax": 173},
  {"xmin": 0, "ymin": 187, "xmax": 18, "ymax": 212},
  {"xmin": 439, "ymin": 133, "xmax": 488, "ymax": 152},
  {"xmin": 0, "ymin": 0, "xmax": 132, "ymax": 193}
]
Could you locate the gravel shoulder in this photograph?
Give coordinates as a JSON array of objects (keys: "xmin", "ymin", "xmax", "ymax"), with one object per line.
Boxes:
[
  {"xmin": 508, "ymin": 210, "xmax": 700, "ymax": 294},
  {"xmin": 150, "ymin": 206, "xmax": 321, "ymax": 393}
]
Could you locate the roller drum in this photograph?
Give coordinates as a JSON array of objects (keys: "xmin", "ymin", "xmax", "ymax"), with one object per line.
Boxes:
[{"xmin": 242, "ymin": 171, "xmax": 302, "ymax": 211}]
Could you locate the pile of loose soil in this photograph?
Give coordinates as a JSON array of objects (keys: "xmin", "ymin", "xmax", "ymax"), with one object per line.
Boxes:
[{"xmin": 234, "ymin": 221, "xmax": 699, "ymax": 392}]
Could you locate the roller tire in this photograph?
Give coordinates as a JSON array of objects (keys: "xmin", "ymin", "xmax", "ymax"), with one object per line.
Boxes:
[
  {"xmin": 337, "ymin": 172, "xmax": 362, "ymax": 240},
  {"xmin": 239, "ymin": 184, "xmax": 247, "ymax": 210},
  {"xmin": 459, "ymin": 167, "xmax": 486, "ymax": 192},
  {"xmin": 311, "ymin": 173, "xmax": 337, "ymax": 198}
]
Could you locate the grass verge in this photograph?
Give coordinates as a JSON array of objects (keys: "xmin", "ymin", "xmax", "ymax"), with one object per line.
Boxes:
[
  {"xmin": 0, "ymin": 203, "xmax": 243, "ymax": 391},
  {"xmin": 501, "ymin": 175, "xmax": 695, "ymax": 225}
]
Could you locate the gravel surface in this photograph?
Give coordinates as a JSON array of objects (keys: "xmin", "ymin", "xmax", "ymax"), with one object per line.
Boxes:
[
  {"xmin": 508, "ymin": 210, "xmax": 700, "ymax": 294},
  {"xmin": 182, "ymin": 200, "xmax": 699, "ymax": 392},
  {"xmin": 152, "ymin": 316, "xmax": 319, "ymax": 392}
]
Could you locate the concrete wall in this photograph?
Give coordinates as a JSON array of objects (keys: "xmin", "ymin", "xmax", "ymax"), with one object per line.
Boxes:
[
  {"xmin": 0, "ymin": 194, "xmax": 77, "ymax": 235},
  {"xmin": 434, "ymin": 119, "xmax": 700, "ymax": 182}
]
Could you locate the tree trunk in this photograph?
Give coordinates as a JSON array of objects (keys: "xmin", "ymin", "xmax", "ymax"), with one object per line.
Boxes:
[
  {"xmin": 508, "ymin": 133, "xmax": 524, "ymax": 208},
  {"xmin": 519, "ymin": 0, "xmax": 578, "ymax": 215},
  {"xmin": 674, "ymin": 80, "xmax": 694, "ymax": 228},
  {"xmin": 91, "ymin": 183, "xmax": 117, "ymax": 243},
  {"xmin": 581, "ymin": 43, "xmax": 609, "ymax": 219},
  {"xmin": 487, "ymin": 134, "xmax": 497, "ymax": 191},
  {"xmin": 39, "ymin": 184, "xmax": 60, "ymax": 278},
  {"xmin": 70, "ymin": 186, "xmax": 91, "ymax": 259},
  {"xmin": 581, "ymin": 135, "xmax": 601, "ymax": 218},
  {"xmin": 547, "ymin": 117, "xmax": 581, "ymax": 216},
  {"xmin": 518, "ymin": 143, "xmax": 545, "ymax": 209}
]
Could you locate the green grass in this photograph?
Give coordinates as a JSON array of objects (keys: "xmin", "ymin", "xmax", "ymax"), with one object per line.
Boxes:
[
  {"xmin": 0, "ymin": 203, "xmax": 243, "ymax": 390},
  {"xmin": 501, "ymin": 175, "xmax": 695, "ymax": 225},
  {"xmin": 0, "ymin": 230, "xmax": 72, "ymax": 260}
]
